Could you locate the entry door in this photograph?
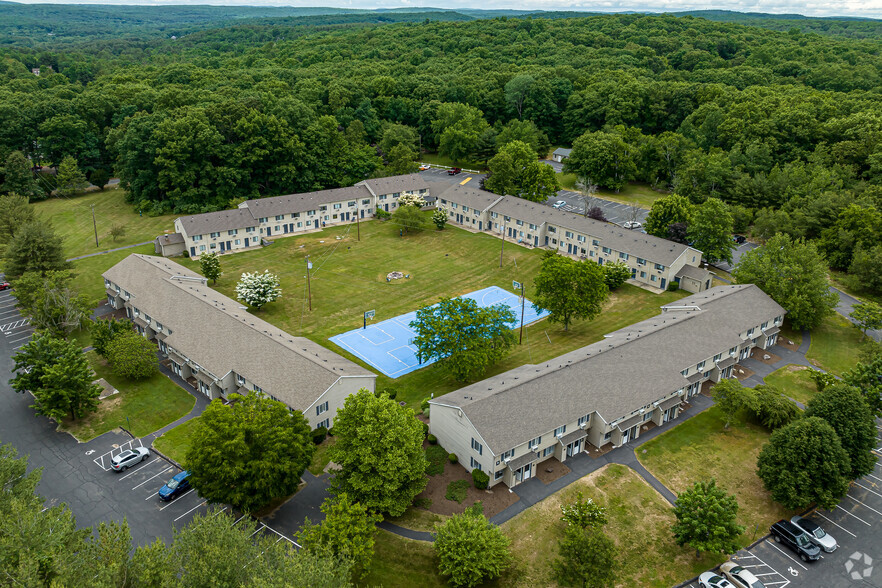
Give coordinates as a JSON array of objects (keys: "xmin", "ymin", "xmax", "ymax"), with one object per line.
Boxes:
[
  {"xmin": 660, "ymin": 278, "xmax": 666, "ymax": 289},
  {"xmin": 244, "ymin": 237, "xmax": 249, "ymax": 247},
  {"xmin": 266, "ymin": 227, "xmax": 271, "ymax": 236},
  {"xmin": 384, "ymin": 204, "xmax": 389, "ymax": 212},
  {"xmin": 478, "ymin": 221, "xmax": 482, "ymax": 230},
  {"xmin": 663, "ymin": 409, "xmax": 670, "ymax": 423},
  {"xmin": 220, "ymin": 242, "xmax": 225, "ymax": 252},
  {"xmin": 226, "ymin": 241, "xmax": 231, "ymax": 250},
  {"xmin": 621, "ymin": 429, "xmax": 630, "ymax": 444},
  {"xmin": 314, "ymin": 220, "xmax": 319, "ymax": 229},
  {"xmin": 190, "ymin": 247, "xmax": 195, "ymax": 256}
]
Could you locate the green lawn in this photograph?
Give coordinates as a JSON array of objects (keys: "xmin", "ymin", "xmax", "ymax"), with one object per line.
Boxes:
[
  {"xmin": 32, "ymin": 189, "xmax": 178, "ymax": 259},
  {"xmin": 638, "ymin": 406, "xmax": 795, "ymax": 550},
  {"xmin": 501, "ymin": 463, "xmax": 717, "ymax": 588},
  {"xmin": 780, "ymin": 319, "xmax": 803, "ymax": 348},
  {"xmin": 806, "ymin": 313, "xmax": 866, "ymax": 375},
  {"xmin": 388, "ymin": 507, "xmax": 448, "ymax": 533},
  {"xmin": 366, "ymin": 530, "xmax": 445, "ymax": 588},
  {"xmin": 764, "ymin": 365, "xmax": 818, "ymax": 406},
  {"xmin": 828, "ymin": 270, "xmax": 882, "ymax": 306},
  {"xmin": 171, "ymin": 219, "xmax": 686, "ymax": 408},
  {"xmin": 307, "ymin": 436, "xmax": 337, "ymax": 476},
  {"xmin": 554, "ymin": 174, "xmax": 665, "ymax": 209},
  {"xmin": 59, "ymin": 352, "xmax": 196, "ymax": 442},
  {"xmin": 70, "ymin": 243, "xmax": 157, "ymax": 305},
  {"xmin": 153, "ymin": 417, "xmax": 202, "ymax": 467}
]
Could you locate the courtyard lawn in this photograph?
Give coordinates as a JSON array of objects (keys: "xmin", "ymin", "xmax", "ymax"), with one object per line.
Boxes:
[
  {"xmin": 779, "ymin": 319, "xmax": 803, "ymax": 348},
  {"xmin": 153, "ymin": 417, "xmax": 202, "ymax": 466},
  {"xmin": 366, "ymin": 530, "xmax": 445, "ymax": 587},
  {"xmin": 764, "ymin": 365, "xmax": 818, "ymax": 406},
  {"xmin": 638, "ymin": 406, "xmax": 795, "ymax": 549},
  {"xmin": 307, "ymin": 436, "xmax": 337, "ymax": 476},
  {"xmin": 70, "ymin": 243, "xmax": 156, "ymax": 306},
  {"xmin": 500, "ymin": 463, "xmax": 718, "ymax": 588},
  {"xmin": 32, "ymin": 189, "xmax": 178, "ymax": 259},
  {"xmin": 806, "ymin": 313, "xmax": 866, "ymax": 375},
  {"xmin": 59, "ymin": 352, "xmax": 195, "ymax": 442},
  {"xmin": 388, "ymin": 508, "xmax": 448, "ymax": 533},
  {"xmin": 173, "ymin": 219, "xmax": 687, "ymax": 408}
]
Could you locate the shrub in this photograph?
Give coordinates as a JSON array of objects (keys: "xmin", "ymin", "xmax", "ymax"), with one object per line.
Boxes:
[
  {"xmin": 472, "ymin": 469, "xmax": 490, "ymax": 490},
  {"xmin": 422, "ymin": 421, "xmax": 429, "ymax": 438},
  {"xmin": 426, "ymin": 445, "xmax": 447, "ymax": 476},
  {"xmin": 445, "ymin": 480, "xmax": 469, "ymax": 503},
  {"xmin": 376, "ymin": 209, "xmax": 391, "ymax": 220},
  {"xmin": 667, "ymin": 280, "xmax": 680, "ymax": 292},
  {"xmin": 448, "ymin": 453, "xmax": 458, "ymax": 464},
  {"xmin": 420, "ymin": 397, "xmax": 431, "ymax": 412},
  {"xmin": 312, "ymin": 426, "xmax": 328, "ymax": 445},
  {"xmin": 807, "ymin": 369, "xmax": 837, "ymax": 392},
  {"xmin": 106, "ymin": 330, "xmax": 159, "ymax": 380},
  {"xmin": 427, "ymin": 434, "xmax": 438, "ymax": 445},
  {"xmin": 327, "ymin": 427, "xmax": 335, "ymax": 437},
  {"xmin": 414, "ymin": 497, "xmax": 432, "ymax": 509}
]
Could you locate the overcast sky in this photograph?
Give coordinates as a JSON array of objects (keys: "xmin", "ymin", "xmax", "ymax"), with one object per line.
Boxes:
[{"xmin": 9, "ymin": 0, "xmax": 882, "ymax": 19}]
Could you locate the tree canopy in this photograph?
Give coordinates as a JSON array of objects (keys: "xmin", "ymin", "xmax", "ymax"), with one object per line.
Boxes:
[
  {"xmin": 532, "ymin": 252, "xmax": 609, "ymax": 331},
  {"xmin": 433, "ymin": 505, "xmax": 513, "ymax": 588},
  {"xmin": 804, "ymin": 384, "xmax": 878, "ymax": 479},
  {"xmin": 671, "ymin": 478, "xmax": 744, "ymax": 557}
]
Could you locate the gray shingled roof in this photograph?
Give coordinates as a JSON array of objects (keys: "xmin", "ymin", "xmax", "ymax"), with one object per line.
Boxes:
[
  {"xmin": 436, "ymin": 184, "xmax": 503, "ymax": 212},
  {"xmin": 156, "ymin": 233, "xmax": 184, "ymax": 245},
  {"xmin": 431, "ymin": 284, "xmax": 784, "ymax": 455},
  {"xmin": 360, "ymin": 173, "xmax": 429, "ymax": 196},
  {"xmin": 487, "ymin": 197, "xmax": 552, "ymax": 228},
  {"xmin": 676, "ymin": 264, "xmax": 712, "ymax": 281},
  {"xmin": 177, "ymin": 208, "xmax": 258, "ymax": 237},
  {"xmin": 242, "ymin": 185, "xmax": 372, "ymax": 219},
  {"xmin": 103, "ymin": 255, "xmax": 375, "ymax": 410},
  {"xmin": 553, "ymin": 148, "xmax": 572, "ymax": 157}
]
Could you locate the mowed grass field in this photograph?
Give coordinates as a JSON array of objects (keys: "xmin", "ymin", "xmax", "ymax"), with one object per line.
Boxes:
[
  {"xmin": 806, "ymin": 313, "xmax": 867, "ymax": 375},
  {"xmin": 70, "ymin": 243, "xmax": 156, "ymax": 305},
  {"xmin": 638, "ymin": 406, "xmax": 795, "ymax": 550},
  {"xmin": 764, "ymin": 365, "xmax": 818, "ymax": 406},
  {"xmin": 31, "ymin": 189, "xmax": 178, "ymax": 259},
  {"xmin": 173, "ymin": 218, "xmax": 688, "ymax": 407}
]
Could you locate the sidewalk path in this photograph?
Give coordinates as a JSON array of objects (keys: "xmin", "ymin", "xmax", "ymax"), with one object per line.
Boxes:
[
  {"xmin": 141, "ymin": 360, "xmax": 211, "ymax": 446},
  {"xmin": 832, "ymin": 286, "xmax": 881, "ymax": 343},
  {"xmin": 67, "ymin": 241, "xmax": 153, "ymax": 262}
]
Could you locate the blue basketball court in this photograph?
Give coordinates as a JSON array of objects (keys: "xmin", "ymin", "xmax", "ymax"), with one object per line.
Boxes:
[{"xmin": 329, "ymin": 286, "xmax": 550, "ymax": 378}]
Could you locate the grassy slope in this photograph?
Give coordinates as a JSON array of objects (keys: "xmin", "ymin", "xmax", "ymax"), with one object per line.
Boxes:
[
  {"xmin": 501, "ymin": 463, "xmax": 717, "ymax": 588},
  {"xmin": 807, "ymin": 313, "xmax": 866, "ymax": 375},
  {"xmin": 171, "ymin": 219, "xmax": 686, "ymax": 407},
  {"xmin": 70, "ymin": 243, "xmax": 157, "ymax": 305},
  {"xmin": 366, "ymin": 530, "xmax": 445, "ymax": 587},
  {"xmin": 32, "ymin": 189, "xmax": 178, "ymax": 259},
  {"xmin": 153, "ymin": 417, "xmax": 202, "ymax": 466},
  {"xmin": 59, "ymin": 352, "xmax": 195, "ymax": 442},
  {"xmin": 638, "ymin": 406, "xmax": 794, "ymax": 549},
  {"xmin": 307, "ymin": 436, "xmax": 337, "ymax": 475},
  {"xmin": 764, "ymin": 365, "xmax": 818, "ymax": 405}
]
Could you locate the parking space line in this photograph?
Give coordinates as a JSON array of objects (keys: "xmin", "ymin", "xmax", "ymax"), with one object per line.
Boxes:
[
  {"xmin": 250, "ymin": 523, "xmax": 266, "ymax": 537},
  {"xmin": 853, "ymin": 480, "xmax": 882, "ymax": 499},
  {"xmin": 132, "ymin": 466, "xmax": 174, "ymax": 490},
  {"xmin": 844, "ymin": 493, "xmax": 882, "ymax": 516},
  {"xmin": 765, "ymin": 540, "xmax": 807, "ymax": 570},
  {"xmin": 814, "ymin": 511, "xmax": 857, "ymax": 538},
  {"xmin": 117, "ymin": 461, "xmax": 152, "ymax": 480},
  {"xmin": 867, "ymin": 473, "xmax": 882, "ymax": 483},
  {"xmin": 261, "ymin": 524, "xmax": 300, "ymax": 547},
  {"xmin": 834, "ymin": 504, "xmax": 872, "ymax": 526},
  {"xmin": 233, "ymin": 514, "xmax": 247, "ymax": 525},
  {"xmin": 174, "ymin": 500, "xmax": 207, "ymax": 522},
  {"xmin": 159, "ymin": 488, "xmax": 194, "ymax": 510}
]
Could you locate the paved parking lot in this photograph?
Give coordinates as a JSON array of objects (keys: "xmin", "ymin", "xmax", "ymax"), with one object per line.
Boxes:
[
  {"xmin": 549, "ymin": 189, "xmax": 650, "ymax": 228},
  {"xmin": 0, "ymin": 287, "xmax": 35, "ymax": 351},
  {"xmin": 688, "ymin": 421, "xmax": 882, "ymax": 588}
]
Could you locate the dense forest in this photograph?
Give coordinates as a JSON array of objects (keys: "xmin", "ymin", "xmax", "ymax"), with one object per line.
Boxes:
[{"xmin": 0, "ymin": 9, "xmax": 881, "ymax": 294}]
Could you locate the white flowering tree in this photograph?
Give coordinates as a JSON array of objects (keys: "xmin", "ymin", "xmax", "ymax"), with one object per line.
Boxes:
[
  {"xmin": 432, "ymin": 207, "xmax": 448, "ymax": 230},
  {"xmin": 398, "ymin": 192, "xmax": 427, "ymax": 208},
  {"xmin": 235, "ymin": 270, "xmax": 282, "ymax": 310}
]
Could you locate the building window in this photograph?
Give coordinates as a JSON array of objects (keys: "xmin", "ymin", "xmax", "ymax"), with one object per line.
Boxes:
[
  {"xmin": 543, "ymin": 446, "xmax": 555, "ymax": 457},
  {"xmin": 655, "ymin": 263, "xmax": 665, "ymax": 271},
  {"xmin": 554, "ymin": 425, "xmax": 566, "ymax": 437},
  {"xmin": 577, "ymin": 235, "xmax": 585, "ymax": 242},
  {"xmin": 333, "ymin": 203, "xmax": 342, "ymax": 210},
  {"xmin": 729, "ymin": 346, "xmax": 737, "ymax": 356},
  {"xmin": 651, "ymin": 275, "xmax": 657, "ymax": 281},
  {"xmin": 234, "ymin": 239, "xmax": 240, "ymax": 245},
  {"xmin": 259, "ymin": 217, "xmax": 268, "ymax": 223},
  {"xmin": 775, "ymin": 315, "xmax": 783, "ymax": 324},
  {"xmin": 528, "ymin": 436, "xmax": 541, "ymax": 448},
  {"xmin": 604, "ymin": 431, "xmax": 612, "ymax": 441},
  {"xmin": 713, "ymin": 353, "xmax": 722, "ymax": 362},
  {"xmin": 500, "ymin": 449, "xmax": 514, "ymax": 461},
  {"xmin": 565, "ymin": 231, "xmax": 573, "ymax": 238},
  {"xmin": 640, "ymin": 271, "xmax": 646, "ymax": 278},
  {"xmin": 348, "ymin": 201, "xmax": 356, "ymax": 207},
  {"xmin": 246, "ymin": 227, "xmax": 255, "ymax": 233},
  {"xmin": 210, "ymin": 232, "xmax": 220, "ymax": 238},
  {"xmin": 578, "ymin": 414, "xmax": 590, "ymax": 427},
  {"xmin": 637, "ymin": 257, "xmax": 645, "ymax": 265},
  {"xmin": 619, "ymin": 252, "xmax": 628, "ymax": 260},
  {"xmin": 252, "ymin": 385, "xmax": 262, "ymax": 393},
  {"xmin": 192, "ymin": 235, "xmax": 202, "ymax": 242},
  {"xmin": 681, "ymin": 368, "xmax": 689, "ymax": 376},
  {"xmin": 602, "ymin": 247, "xmax": 612, "ymax": 254},
  {"xmin": 228, "ymin": 229, "xmax": 238, "ymax": 236},
  {"xmin": 530, "ymin": 223, "xmax": 538, "ymax": 230},
  {"xmin": 317, "ymin": 418, "xmax": 330, "ymax": 429},
  {"xmin": 236, "ymin": 375, "xmax": 245, "ymax": 386},
  {"xmin": 547, "ymin": 225, "xmax": 555, "ymax": 233},
  {"xmin": 307, "ymin": 210, "xmax": 315, "ymax": 216},
  {"xmin": 470, "ymin": 457, "xmax": 482, "ymax": 471},
  {"xmin": 592, "ymin": 239, "xmax": 599, "ymax": 246},
  {"xmin": 292, "ymin": 212, "xmax": 300, "ymax": 218},
  {"xmin": 463, "ymin": 206, "xmax": 469, "ymax": 213},
  {"xmin": 516, "ymin": 220, "xmax": 523, "ymax": 226},
  {"xmin": 747, "ymin": 328, "xmax": 755, "ymax": 337},
  {"xmin": 697, "ymin": 361, "xmax": 705, "ymax": 370},
  {"xmin": 155, "ymin": 321, "xmax": 163, "ymax": 331},
  {"xmin": 316, "ymin": 401, "xmax": 329, "ymax": 416},
  {"xmin": 495, "ymin": 470, "xmax": 504, "ymax": 480},
  {"xmin": 471, "ymin": 438, "xmax": 483, "ymax": 455}
]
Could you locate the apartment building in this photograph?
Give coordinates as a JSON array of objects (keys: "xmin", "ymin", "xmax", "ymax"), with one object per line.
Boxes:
[
  {"xmin": 437, "ymin": 185, "xmax": 710, "ymax": 293},
  {"xmin": 429, "ymin": 284, "xmax": 784, "ymax": 488},
  {"xmin": 103, "ymin": 254, "xmax": 376, "ymax": 428},
  {"xmin": 171, "ymin": 174, "xmax": 429, "ymax": 258}
]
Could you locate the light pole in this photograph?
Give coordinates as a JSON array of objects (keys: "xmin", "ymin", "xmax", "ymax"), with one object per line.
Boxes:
[{"xmin": 306, "ymin": 255, "xmax": 312, "ymax": 311}]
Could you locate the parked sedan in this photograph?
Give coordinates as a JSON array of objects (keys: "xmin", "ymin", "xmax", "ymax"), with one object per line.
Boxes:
[
  {"xmin": 447, "ymin": 167, "xmax": 462, "ymax": 175},
  {"xmin": 720, "ymin": 562, "xmax": 766, "ymax": 588},
  {"xmin": 791, "ymin": 515, "xmax": 838, "ymax": 552},
  {"xmin": 552, "ymin": 200, "xmax": 567, "ymax": 209},
  {"xmin": 110, "ymin": 447, "xmax": 149, "ymax": 472},
  {"xmin": 419, "ymin": 164, "xmax": 431, "ymax": 171},
  {"xmin": 0, "ymin": 282, "xmax": 10, "ymax": 291},
  {"xmin": 698, "ymin": 571, "xmax": 733, "ymax": 588},
  {"xmin": 158, "ymin": 470, "xmax": 192, "ymax": 501},
  {"xmin": 623, "ymin": 220, "xmax": 643, "ymax": 229}
]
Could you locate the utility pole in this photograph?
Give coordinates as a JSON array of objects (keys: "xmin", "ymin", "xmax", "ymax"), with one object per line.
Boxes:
[
  {"xmin": 356, "ymin": 206, "xmax": 360, "ymax": 241},
  {"xmin": 91, "ymin": 204, "xmax": 98, "ymax": 247},
  {"xmin": 519, "ymin": 283, "xmax": 526, "ymax": 345},
  {"xmin": 306, "ymin": 255, "xmax": 312, "ymax": 311},
  {"xmin": 499, "ymin": 218, "xmax": 506, "ymax": 268}
]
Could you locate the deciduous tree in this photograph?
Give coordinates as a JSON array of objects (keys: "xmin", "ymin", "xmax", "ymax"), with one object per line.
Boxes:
[
  {"xmin": 411, "ymin": 297, "xmax": 516, "ymax": 382},
  {"xmin": 532, "ymin": 253, "xmax": 609, "ymax": 331},
  {"xmin": 733, "ymin": 234, "xmax": 837, "ymax": 330},
  {"xmin": 644, "ymin": 193, "xmax": 694, "ymax": 239},
  {"xmin": 90, "ymin": 317, "xmax": 132, "ymax": 357},
  {"xmin": 565, "ymin": 130, "xmax": 637, "ymax": 192},
  {"xmin": 710, "ymin": 379, "xmax": 747, "ymax": 429},
  {"xmin": 743, "ymin": 384, "xmax": 799, "ymax": 430},
  {"xmin": 385, "ymin": 143, "xmax": 419, "ymax": 175},
  {"xmin": 1, "ymin": 151, "xmax": 41, "ymax": 200},
  {"xmin": 843, "ymin": 356, "xmax": 882, "ymax": 416},
  {"xmin": 199, "ymin": 251, "xmax": 222, "ymax": 284},
  {"xmin": 432, "ymin": 207, "xmax": 448, "ymax": 230},
  {"xmin": 329, "ymin": 389, "xmax": 427, "ymax": 516},
  {"xmin": 391, "ymin": 201, "xmax": 427, "ymax": 233},
  {"xmin": 805, "ymin": 384, "xmax": 878, "ymax": 478},
  {"xmin": 560, "ymin": 491, "xmax": 607, "ymax": 529},
  {"xmin": 106, "ymin": 330, "xmax": 159, "ymax": 380},
  {"xmin": 11, "ymin": 270, "xmax": 91, "ymax": 337},
  {"xmin": 185, "ymin": 392, "xmax": 314, "ymax": 512},
  {"xmin": 602, "ymin": 260, "xmax": 631, "ymax": 290},
  {"xmin": 850, "ymin": 301, "xmax": 882, "ymax": 334},
  {"xmin": 296, "ymin": 493, "xmax": 382, "ymax": 580},
  {"xmin": 552, "ymin": 526, "xmax": 617, "ymax": 588},
  {"xmin": 433, "ymin": 505, "xmax": 513, "ymax": 587},
  {"xmin": 672, "ymin": 479, "xmax": 744, "ymax": 558},
  {"xmin": 688, "ymin": 198, "xmax": 735, "ymax": 264},
  {"xmin": 757, "ymin": 417, "xmax": 852, "ymax": 510},
  {"xmin": 235, "ymin": 270, "xmax": 281, "ymax": 311},
  {"xmin": 10, "ymin": 334, "xmax": 102, "ymax": 420}
]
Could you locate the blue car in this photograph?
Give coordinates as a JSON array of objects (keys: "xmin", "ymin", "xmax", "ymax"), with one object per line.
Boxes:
[{"xmin": 158, "ymin": 470, "xmax": 191, "ymax": 501}]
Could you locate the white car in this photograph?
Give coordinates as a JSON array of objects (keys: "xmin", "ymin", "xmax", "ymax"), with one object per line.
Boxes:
[
  {"xmin": 791, "ymin": 515, "xmax": 837, "ymax": 552},
  {"xmin": 698, "ymin": 571, "xmax": 733, "ymax": 588},
  {"xmin": 110, "ymin": 447, "xmax": 150, "ymax": 472},
  {"xmin": 419, "ymin": 164, "xmax": 431, "ymax": 171},
  {"xmin": 552, "ymin": 200, "xmax": 567, "ymax": 209},
  {"xmin": 720, "ymin": 562, "xmax": 766, "ymax": 588},
  {"xmin": 623, "ymin": 220, "xmax": 642, "ymax": 229}
]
